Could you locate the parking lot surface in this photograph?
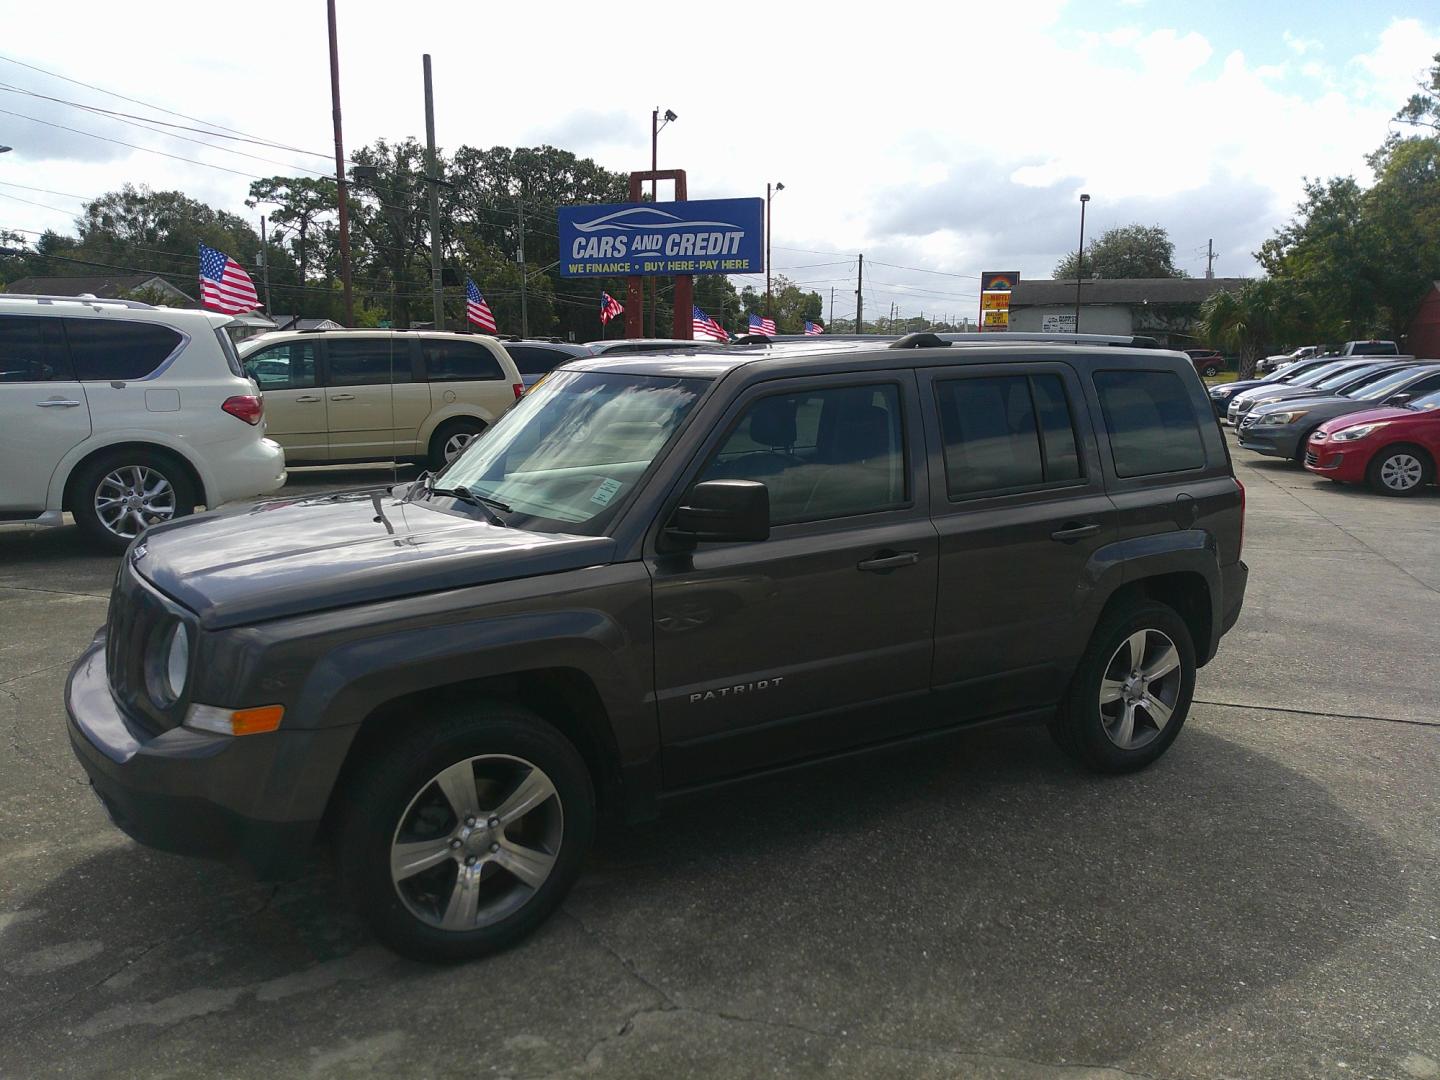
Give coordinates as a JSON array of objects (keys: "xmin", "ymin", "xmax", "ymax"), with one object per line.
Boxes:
[{"xmin": 1, "ymin": 448, "xmax": 1437, "ymax": 1079}]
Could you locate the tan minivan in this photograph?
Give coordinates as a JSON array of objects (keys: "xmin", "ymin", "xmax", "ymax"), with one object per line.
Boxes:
[{"xmin": 238, "ymin": 330, "xmax": 524, "ymax": 469}]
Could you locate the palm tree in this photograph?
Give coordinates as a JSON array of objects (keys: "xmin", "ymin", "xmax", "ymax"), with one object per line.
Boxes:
[{"xmin": 1198, "ymin": 279, "xmax": 1295, "ymax": 378}]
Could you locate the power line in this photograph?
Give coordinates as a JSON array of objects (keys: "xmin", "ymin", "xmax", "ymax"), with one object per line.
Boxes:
[{"xmin": 0, "ymin": 107, "xmax": 260, "ymax": 179}]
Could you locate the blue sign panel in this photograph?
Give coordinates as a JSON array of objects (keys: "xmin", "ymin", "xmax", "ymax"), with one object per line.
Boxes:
[{"xmin": 558, "ymin": 197, "xmax": 764, "ymax": 277}]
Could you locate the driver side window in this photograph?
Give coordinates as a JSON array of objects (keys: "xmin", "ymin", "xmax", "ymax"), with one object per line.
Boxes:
[{"xmin": 698, "ymin": 384, "xmax": 906, "ymax": 525}]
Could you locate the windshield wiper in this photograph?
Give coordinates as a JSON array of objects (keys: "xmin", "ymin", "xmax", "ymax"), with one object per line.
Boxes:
[{"xmin": 430, "ymin": 484, "xmax": 508, "ymax": 527}]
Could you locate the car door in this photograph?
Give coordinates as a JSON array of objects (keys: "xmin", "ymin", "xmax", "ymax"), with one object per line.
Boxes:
[
  {"xmin": 920, "ymin": 362, "xmax": 1117, "ymax": 721},
  {"xmin": 322, "ymin": 337, "xmax": 430, "ymax": 460},
  {"xmin": 240, "ymin": 339, "xmax": 327, "ymax": 461},
  {"xmin": 0, "ymin": 314, "xmax": 90, "ymax": 513},
  {"xmin": 648, "ymin": 370, "xmax": 940, "ymax": 787}
]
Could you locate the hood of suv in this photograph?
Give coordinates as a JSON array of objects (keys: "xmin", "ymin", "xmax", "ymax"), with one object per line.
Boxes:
[{"xmin": 132, "ymin": 488, "xmax": 616, "ymax": 629}]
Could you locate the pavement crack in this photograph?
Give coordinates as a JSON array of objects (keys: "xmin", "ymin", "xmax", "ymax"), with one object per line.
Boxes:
[
  {"xmin": 0, "ymin": 682, "xmax": 86, "ymax": 787},
  {"xmin": 0, "ymin": 583, "xmax": 110, "ymax": 599},
  {"xmin": 1196, "ymin": 697, "xmax": 1440, "ymax": 729},
  {"xmin": 560, "ymin": 907, "xmax": 678, "ymax": 1011}
]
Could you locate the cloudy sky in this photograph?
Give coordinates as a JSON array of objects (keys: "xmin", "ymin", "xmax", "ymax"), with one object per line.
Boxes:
[{"xmin": 1, "ymin": 0, "xmax": 1437, "ymax": 322}]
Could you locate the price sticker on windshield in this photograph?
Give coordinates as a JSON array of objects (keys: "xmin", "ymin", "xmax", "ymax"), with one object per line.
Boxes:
[{"xmin": 591, "ymin": 478, "xmax": 623, "ymax": 506}]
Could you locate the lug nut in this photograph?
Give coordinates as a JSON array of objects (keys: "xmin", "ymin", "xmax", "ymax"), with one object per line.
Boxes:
[
  {"xmin": 490, "ymin": 842, "xmax": 499, "ymax": 853},
  {"xmin": 449, "ymin": 839, "xmax": 462, "ymax": 849},
  {"xmin": 465, "ymin": 855, "xmax": 477, "ymax": 866},
  {"xmin": 464, "ymin": 816, "xmax": 476, "ymax": 827},
  {"xmin": 488, "ymin": 817, "xmax": 499, "ymax": 829}
]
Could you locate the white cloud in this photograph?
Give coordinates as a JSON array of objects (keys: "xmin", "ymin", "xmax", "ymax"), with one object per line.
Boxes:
[{"xmin": 1284, "ymin": 30, "xmax": 1322, "ymax": 55}]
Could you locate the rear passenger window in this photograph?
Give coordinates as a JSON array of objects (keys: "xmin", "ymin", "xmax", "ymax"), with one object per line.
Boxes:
[
  {"xmin": 63, "ymin": 318, "xmax": 182, "ymax": 381},
  {"xmin": 935, "ymin": 374, "xmax": 1082, "ymax": 497},
  {"xmin": 326, "ymin": 339, "xmax": 413, "ymax": 385},
  {"xmin": 243, "ymin": 342, "xmax": 317, "ymax": 390},
  {"xmin": 0, "ymin": 315, "xmax": 71, "ymax": 382},
  {"xmin": 422, "ymin": 339, "xmax": 504, "ymax": 381},
  {"xmin": 506, "ymin": 345, "xmax": 569, "ymax": 377},
  {"xmin": 1093, "ymin": 370, "xmax": 1205, "ymax": 477}
]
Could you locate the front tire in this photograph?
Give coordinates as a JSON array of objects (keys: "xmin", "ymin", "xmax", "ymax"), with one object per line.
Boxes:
[
  {"xmin": 1366, "ymin": 445, "xmax": 1432, "ymax": 496},
  {"xmin": 1050, "ymin": 600, "xmax": 1196, "ymax": 773},
  {"xmin": 1202, "ymin": 363, "xmax": 1221, "ymax": 377},
  {"xmin": 336, "ymin": 704, "xmax": 594, "ymax": 963},
  {"xmin": 70, "ymin": 449, "xmax": 197, "ymax": 552}
]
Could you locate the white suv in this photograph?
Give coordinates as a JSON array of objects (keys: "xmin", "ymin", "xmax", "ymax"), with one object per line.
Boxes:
[
  {"xmin": 0, "ymin": 295, "xmax": 286, "ymax": 550},
  {"xmin": 238, "ymin": 330, "xmax": 524, "ymax": 469}
]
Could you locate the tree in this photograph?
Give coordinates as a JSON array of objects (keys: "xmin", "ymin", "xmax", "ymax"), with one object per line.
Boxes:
[
  {"xmin": 735, "ymin": 275, "xmax": 822, "ymax": 334},
  {"xmin": 1054, "ymin": 224, "xmax": 1185, "ymax": 280},
  {"xmin": 1198, "ymin": 279, "xmax": 1297, "ymax": 377},
  {"xmin": 1394, "ymin": 52, "xmax": 1440, "ymax": 132},
  {"xmin": 246, "ymin": 176, "xmax": 338, "ymax": 285}
]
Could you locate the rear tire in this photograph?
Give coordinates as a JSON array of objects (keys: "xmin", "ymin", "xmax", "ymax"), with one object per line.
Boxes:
[
  {"xmin": 1050, "ymin": 600, "xmax": 1196, "ymax": 773},
  {"xmin": 1366, "ymin": 445, "xmax": 1432, "ymax": 496},
  {"xmin": 1202, "ymin": 363, "xmax": 1221, "ymax": 377},
  {"xmin": 428, "ymin": 418, "xmax": 486, "ymax": 470},
  {"xmin": 336, "ymin": 703, "xmax": 594, "ymax": 964},
  {"xmin": 70, "ymin": 448, "xmax": 197, "ymax": 552}
]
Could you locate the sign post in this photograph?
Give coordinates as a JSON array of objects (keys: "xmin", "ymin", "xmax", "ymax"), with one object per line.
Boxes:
[{"xmin": 978, "ymin": 271, "xmax": 1020, "ymax": 333}]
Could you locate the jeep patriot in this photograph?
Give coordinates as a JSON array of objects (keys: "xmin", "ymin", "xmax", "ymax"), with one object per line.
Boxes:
[{"xmin": 66, "ymin": 334, "xmax": 1248, "ymax": 962}]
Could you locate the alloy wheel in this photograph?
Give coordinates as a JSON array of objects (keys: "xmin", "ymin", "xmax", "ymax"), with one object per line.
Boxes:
[
  {"xmin": 1379, "ymin": 453, "xmax": 1423, "ymax": 492},
  {"xmin": 443, "ymin": 432, "xmax": 477, "ymax": 463},
  {"xmin": 1098, "ymin": 628, "xmax": 1183, "ymax": 750},
  {"xmin": 94, "ymin": 466, "xmax": 177, "ymax": 539},
  {"xmin": 390, "ymin": 754, "xmax": 563, "ymax": 932}
]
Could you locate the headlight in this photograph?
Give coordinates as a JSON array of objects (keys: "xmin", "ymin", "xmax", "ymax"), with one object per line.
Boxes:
[
  {"xmin": 1331, "ymin": 422, "xmax": 1386, "ymax": 442},
  {"xmin": 146, "ymin": 620, "xmax": 189, "ymax": 706},
  {"xmin": 1210, "ymin": 386, "xmax": 1233, "ymax": 398},
  {"xmin": 1260, "ymin": 410, "xmax": 1308, "ymax": 425}
]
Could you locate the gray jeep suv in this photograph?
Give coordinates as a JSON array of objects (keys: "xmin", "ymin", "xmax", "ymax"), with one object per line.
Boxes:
[{"xmin": 67, "ymin": 336, "xmax": 1247, "ymax": 962}]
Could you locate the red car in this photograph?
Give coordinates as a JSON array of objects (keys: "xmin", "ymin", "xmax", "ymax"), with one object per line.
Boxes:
[
  {"xmin": 1184, "ymin": 349, "xmax": 1227, "ymax": 377},
  {"xmin": 1304, "ymin": 386, "xmax": 1440, "ymax": 495}
]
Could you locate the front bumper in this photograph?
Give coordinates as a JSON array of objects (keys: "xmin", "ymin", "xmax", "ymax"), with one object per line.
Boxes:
[
  {"xmin": 1237, "ymin": 423, "xmax": 1302, "ymax": 459},
  {"xmin": 65, "ymin": 632, "xmax": 342, "ymax": 879},
  {"xmin": 1303, "ymin": 440, "xmax": 1367, "ymax": 482}
]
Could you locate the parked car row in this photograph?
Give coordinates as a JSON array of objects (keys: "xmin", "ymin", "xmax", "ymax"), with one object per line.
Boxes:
[
  {"xmin": 1256, "ymin": 340, "xmax": 1404, "ymax": 375},
  {"xmin": 1216, "ymin": 354, "xmax": 1440, "ymax": 495}
]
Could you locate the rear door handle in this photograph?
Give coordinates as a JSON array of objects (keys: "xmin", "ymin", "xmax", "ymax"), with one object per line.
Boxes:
[
  {"xmin": 1051, "ymin": 523, "xmax": 1101, "ymax": 542},
  {"xmin": 35, "ymin": 399, "xmax": 82, "ymax": 408},
  {"xmin": 328, "ymin": 393, "xmax": 356, "ymax": 401},
  {"xmin": 295, "ymin": 394, "xmax": 322, "ymax": 402},
  {"xmin": 857, "ymin": 550, "xmax": 919, "ymax": 572}
]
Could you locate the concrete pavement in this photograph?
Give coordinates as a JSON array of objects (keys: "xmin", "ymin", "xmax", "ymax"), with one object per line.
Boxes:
[{"xmin": 0, "ymin": 451, "xmax": 1437, "ymax": 1079}]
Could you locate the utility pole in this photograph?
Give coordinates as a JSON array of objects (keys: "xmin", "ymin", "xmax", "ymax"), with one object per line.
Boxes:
[
  {"xmin": 422, "ymin": 54, "xmax": 444, "ymax": 331},
  {"xmin": 1074, "ymin": 192, "xmax": 1090, "ymax": 333},
  {"xmin": 855, "ymin": 253, "xmax": 864, "ymax": 334},
  {"xmin": 259, "ymin": 215, "xmax": 272, "ymax": 313},
  {"xmin": 829, "ymin": 286, "xmax": 834, "ymax": 328},
  {"xmin": 327, "ymin": 0, "xmax": 353, "ymax": 326},
  {"xmin": 650, "ymin": 108, "xmax": 658, "ymax": 338},
  {"xmin": 1205, "ymin": 238, "xmax": 1216, "ymax": 279},
  {"xmin": 517, "ymin": 197, "xmax": 529, "ymax": 337}
]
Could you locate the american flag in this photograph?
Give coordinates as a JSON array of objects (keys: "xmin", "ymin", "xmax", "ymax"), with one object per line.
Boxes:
[
  {"xmin": 197, "ymin": 243, "xmax": 259, "ymax": 314},
  {"xmin": 804, "ymin": 321, "xmax": 824, "ymax": 336},
  {"xmin": 600, "ymin": 291, "xmax": 624, "ymax": 325},
  {"xmin": 692, "ymin": 305, "xmax": 728, "ymax": 341},
  {"xmin": 748, "ymin": 314, "xmax": 777, "ymax": 337},
  {"xmin": 465, "ymin": 278, "xmax": 497, "ymax": 332}
]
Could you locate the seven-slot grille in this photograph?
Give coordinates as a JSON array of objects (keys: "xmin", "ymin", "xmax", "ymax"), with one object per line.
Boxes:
[{"xmin": 105, "ymin": 561, "xmax": 190, "ymax": 735}]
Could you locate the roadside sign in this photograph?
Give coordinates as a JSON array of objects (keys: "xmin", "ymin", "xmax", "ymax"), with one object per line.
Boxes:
[
  {"xmin": 558, "ymin": 198, "xmax": 764, "ymax": 277},
  {"xmin": 981, "ymin": 293, "xmax": 1010, "ymax": 311},
  {"xmin": 980, "ymin": 271, "xmax": 1020, "ymax": 293},
  {"xmin": 983, "ymin": 309, "xmax": 1009, "ymax": 328},
  {"xmin": 1041, "ymin": 313, "xmax": 1077, "ymax": 333}
]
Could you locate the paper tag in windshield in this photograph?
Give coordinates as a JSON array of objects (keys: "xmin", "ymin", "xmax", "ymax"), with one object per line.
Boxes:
[{"xmin": 591, "ymin": 478, "xmax": 623, "ymax": 506}]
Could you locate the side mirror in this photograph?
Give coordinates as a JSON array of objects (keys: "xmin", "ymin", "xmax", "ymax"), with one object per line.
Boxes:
[
  {"xmin": 1384, "ymin": 392, "xmax": 1414, "ymax": 405},
  {"xmin": 668, "ymin": 480, "xmax": 769, "ymax": 543}
]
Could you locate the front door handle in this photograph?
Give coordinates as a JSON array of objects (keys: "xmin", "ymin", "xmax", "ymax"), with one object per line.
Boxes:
[
  {"xmin": 857, "ymin": 550, "xmax": 919, "ymax": 572},
  {"xmin": 35, "ymin": 399, "xmax": 83, "ymax": 408},
  {"xmin": 328, "ymin": 393, "xmax": 356, "ymax": 401},
  {"xmin": 1051, "ymin": 522, "xmax": 1101, "ymax": 542},
  {"xmin": 295, "ymin": 394, "xmax": 322, "ymax": 402}
]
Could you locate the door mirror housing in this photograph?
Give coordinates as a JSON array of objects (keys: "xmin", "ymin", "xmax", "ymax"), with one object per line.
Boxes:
[
  {"xmin": 1383, "ymin": 392, "xmax": 1414, "ymax": 406},
  {"xmin": 668, "ymin": 480, "xmax": 770, "ymax": 543}
]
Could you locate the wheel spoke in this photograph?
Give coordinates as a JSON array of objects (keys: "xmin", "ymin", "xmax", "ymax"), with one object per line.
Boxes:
[
  {"xmin": 1140, "ymin": 693, "xmax": 1174, "ymax": 730},
  {"xmin": 1142, "ymin": 643, "xmax": 1180, "ymax": 682},
  {"xmin": 434, "ymin": 760, "xmax": 481, "ymax": 821},
  {"xmin": 492, "ymin": 766, "xmax": 556, "ymax": 826},
  {"xmin": 391, "ymin": 837, "xmax": 455, "ymax": 881},
  {"xmin": 492, "ymin": 838, "xmax": 556, "ymax": 890},
  {"xmin": 1099, "ymin": 677, "xmax": 1125, "ymax": 704},
  {"xmin": 439, "ymin": 865, "xmax": 481, "ymax": 930},
  {"xmin": 1125, "ymin": 630, "xmax": 1149, "ymax": 671},
  {"xmin": 1111, "ymin": 702, "xmax": 1136, "ymax": 748}
]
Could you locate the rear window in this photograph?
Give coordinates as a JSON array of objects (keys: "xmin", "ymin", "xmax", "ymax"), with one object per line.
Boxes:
[
  {"xmin": 0, "ymin": 314, "xmax": 72, "ymax": 382},
  {"xmin": 506, "ymin": 345, "xmax": 574, "ymax": 376},
  {"xmin": 63, "ymin": 318, "xmax": 183, "ymax": 381},
  {"xmin": 1093, "ymin": 370, "xmax": 1206, "ymax": 478},
  {"xmin": 421, "ymin": 339, "xmax": 504, "ymax": 382},
  {"xmin": 326, "ymin": 338, "xmax": 413, "ymax": 385},
  {"xmin": 1349, "ymin": 342, "xmax": 1397, "ymax": 355}
]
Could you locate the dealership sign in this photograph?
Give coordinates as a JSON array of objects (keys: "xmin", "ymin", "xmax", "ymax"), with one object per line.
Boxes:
[
  {"xmin": 979, "ymin": 270, "xmax": 1019, "ymax": 332},
  {"xmin": 558, "ymin": 198, "xmax": 764, "ymax": 277}
]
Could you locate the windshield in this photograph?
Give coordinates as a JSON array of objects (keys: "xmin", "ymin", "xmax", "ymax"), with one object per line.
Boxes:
[
  {"xmin": 1352, "ymin": 367, "xmax": 1430, "ymax": 400},
  {"xmin": 1269, "ymin": 359, "xmax": 1327, "ymax": 382},
  {"xmin": 1316, "ymin": 363, "xmax": 1391, "ymax": 391},
  {"xmin": 1406, "ymin": 388, "xmax": 1440, "ymax": 411},
  {"xmin": 1287, "ymin": 361, "xmax": 1351, "ymax": 386},
  {"xmin": 436, "ymin": 369, "xmax": 707, "ymax": 534}
]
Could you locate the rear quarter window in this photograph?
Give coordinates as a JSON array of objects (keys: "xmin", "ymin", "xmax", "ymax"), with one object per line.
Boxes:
[
  {"xmin": 63, "ymin": 318, "xmax": 184, "ymax": 381},
  {"xmin": 1093, "ymin": 369, "xmax": 1206, "ymax": 478},
  {"xmin": 422, "ymin": 339, "xmax": 504, "ymax": 381}
]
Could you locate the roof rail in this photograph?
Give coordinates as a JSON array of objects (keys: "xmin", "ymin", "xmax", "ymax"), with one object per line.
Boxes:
[
  {"xmin": 890, "ymin": 332, "xmax": 951, "ymax": 349},
  {"xmin": 0, "ymin": 293, "xmax": 157, "ymax": 309}
]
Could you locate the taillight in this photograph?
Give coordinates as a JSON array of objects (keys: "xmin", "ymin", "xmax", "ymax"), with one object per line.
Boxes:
[
  {"xmin": 512, "ymin": 383, "xmax": 525, "ymax": 401},
  {"xmin": 222, "ymin": 395, "xmax": 263, "ymax": 425},
  {"xmin": 1236, "ymin": 477, "xmax": 1245, "ymax": 559}
]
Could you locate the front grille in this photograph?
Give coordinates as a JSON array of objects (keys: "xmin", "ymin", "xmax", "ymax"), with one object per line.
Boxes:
[
  {"xmin": 106, "ymin": 562, "xmax": 190, "ymax": 735},
  {"xmin": 1240, "ymin": 414, "xmax": 1258, "ymax": 430}
]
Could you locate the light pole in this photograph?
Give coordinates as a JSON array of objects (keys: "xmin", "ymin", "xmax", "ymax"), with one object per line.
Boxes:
[
  {"xmin": 1074, "ymin": 192, "xmax": 1090, "ymax": 332},
  {"xmin": 649, "ymin": 108, "xmax": 676, "ymax": 337},
  {"xmin": 766, "ymin": 181, "xmax": 785, "ymax": 318}
]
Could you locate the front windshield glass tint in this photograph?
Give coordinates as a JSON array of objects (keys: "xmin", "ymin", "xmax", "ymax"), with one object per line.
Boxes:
[
  {"xmin": 1289, "ymin": 361, "xmax": 1349, "ymax": 386},
  {"xmin": 1354, "ymin": 368, "xmax": 1427, "ymax": 400},
  {"xmin": 1407, "ymin": 389, "xmax": 1440, "ymax": 411},
  {"xmin": 1316, "ymin": 364, "xmax": 1388, "ymax": 391},
  {"xmin": 439, "ymin": 369, "xmax": 707, "ymax": 534}
]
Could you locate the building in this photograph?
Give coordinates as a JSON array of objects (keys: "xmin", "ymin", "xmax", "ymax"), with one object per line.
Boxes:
[
  {"xmin": 270, "ymin": 314, "xmax": 344, "ymax": 332},
  {"xmin": 4, "ymin": 274, "xmax": 195, "ymax": 306},
  {"xmin": 1008, "ymin": 277, "xmax": 1247, "ymax": 346},
  {"xmin": 1408, "ymin": 282, "xmax": 1440, "ymax": 360}
]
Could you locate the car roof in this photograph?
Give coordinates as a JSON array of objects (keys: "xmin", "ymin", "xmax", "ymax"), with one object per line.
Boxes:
[{"xmin": 0, "ymin": 293, "xmax": 232, "ymax": 329}]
